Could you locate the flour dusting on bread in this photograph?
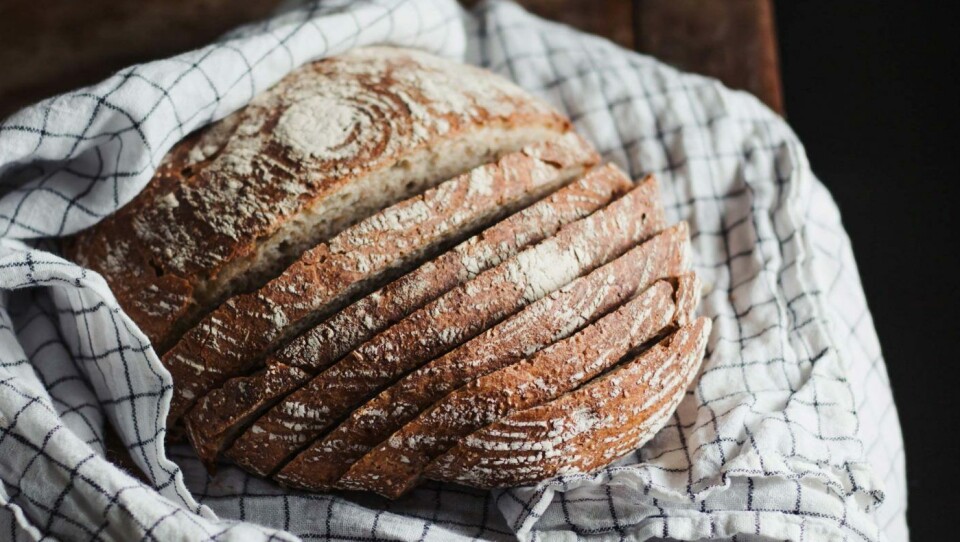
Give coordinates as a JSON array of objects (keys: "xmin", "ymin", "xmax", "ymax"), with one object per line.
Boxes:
[{"xmin": 66, "ymin": 47, "xmax": 708, "ymax": 495}]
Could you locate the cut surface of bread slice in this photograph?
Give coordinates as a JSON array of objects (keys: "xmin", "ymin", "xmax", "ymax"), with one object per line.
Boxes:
[
  {"xmin": 183, "ymin": 168, "xmax": 629, "ymax": 466},
  {"xmin": 162, "ymin": 133, "xmax": 598, "ymax": 424},
  {"xmin": 332, "ymin": 275, "xmax": 692, "ymax": 498},
  {"xmin": 273, "ymin": 223, "xmax": 691, "ymax": 489},
  {"xmin": 65, "ymin": 46, "xmax": 570, "ymax": 351},
  {"xmin": 226, "ymin": 169, "xmax": 665, "ymax": 477},
  {"xmin": 426, "ymin": 317, "xmax": 711, "ymax": 488}
]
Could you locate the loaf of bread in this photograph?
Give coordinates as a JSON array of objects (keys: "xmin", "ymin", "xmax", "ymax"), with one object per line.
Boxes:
[
  {"xmin": 68, "ymin": 47, "xmax": 710, "ymax": 495},
  {"xmin": 163, "ymin": 132, "xmax": 597, "ymax": 424}
]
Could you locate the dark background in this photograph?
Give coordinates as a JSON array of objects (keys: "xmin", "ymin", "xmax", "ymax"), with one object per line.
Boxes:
[{"xmin": 776, "ymin": 3, "xmax": 958, "ymax": 539}]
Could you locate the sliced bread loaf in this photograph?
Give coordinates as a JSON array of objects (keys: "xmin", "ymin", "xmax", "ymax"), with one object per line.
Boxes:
[{"xmin": 333, "ymin": 274, "xmax": 694, "ymax": 497}]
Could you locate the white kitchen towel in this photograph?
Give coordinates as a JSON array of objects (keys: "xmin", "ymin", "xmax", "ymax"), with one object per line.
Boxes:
[{"xmin": 0, "ymin": 0, "xmax": 907, "ymax": 540}]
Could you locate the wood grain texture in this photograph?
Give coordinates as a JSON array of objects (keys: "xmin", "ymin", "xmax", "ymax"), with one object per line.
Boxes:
[
  {"xmin": 0, "ymin": 1, "xmax": 285, "ymax": 118},
  {"xmin": 634, "ymin": 0, "xmax": 784, "ymax": 114},
  {"xmin": 0, "ymin": 1, "xmax": 783, "ymax": 117},
  {"xmin": 475, "ymin": 0, "xmax": 637, "ymax": 50}
]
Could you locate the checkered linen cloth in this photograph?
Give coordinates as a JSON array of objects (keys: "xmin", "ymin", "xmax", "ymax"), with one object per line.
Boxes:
[{"xmin": 0, "ymin": 0, "xmax": 907, "ymax": 540}]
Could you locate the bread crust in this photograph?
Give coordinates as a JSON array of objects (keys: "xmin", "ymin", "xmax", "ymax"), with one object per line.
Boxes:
[
  {"xmin": 334, "ymin": 276, "xmax": 683, "ymax": 497},
  {"xmin": 226, "ymin": 169, "xmax": 665, "ymax": 477},
  {"xmin": 426, "ymin": 317, "xmax": 711, "ymax": 488},
  {"xmin": 275, "ymin": 223, "xmax": 691, "ymax": 490},
  {"xmin": 61, "ymin": 45, "xmax": 706, "ymax": 494},
  {"xmin": 162, "ymin": 133, "xmax": 598, "ymax": 424},
  {"xmin": 65, "ymin": 47, "xmax": 569, "ymax": 351},
  {"xmin": 183, "ymin": 167, "xmax": 627, "ymax": 466}
]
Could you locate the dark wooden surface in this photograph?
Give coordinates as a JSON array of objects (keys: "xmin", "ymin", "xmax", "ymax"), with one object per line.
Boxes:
[
  {"xmin": 504, "ymin": 0, "xmax": 783, "ymax": 114},
  {"xmin": 0, "ymin": 1, "xmax": 783, "ymax": 119},
  {"xmin": 635, "ymin": 0, "xmax": 783, "ymax": 114},
  {"xmin": 0, "ymin": 1, "xmax": 285, "ymax": 119}
]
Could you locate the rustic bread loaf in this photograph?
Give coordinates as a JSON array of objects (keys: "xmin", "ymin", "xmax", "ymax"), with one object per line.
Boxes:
[
  {"xmin": 162, "ymin": 132, "xmax": 598, "ymax": 424},
  {"xmin": 184, "ymin": 167, "xmax": 628, "ymax": 466},
  {"xmin": 225, "ymin": 168, "xmax": 665, "ymax": 477},
  {"xmin": 426, "ymin": 317, "xmax": 711, "ymax": 488},
  {"xmin": 332, "ymin": 273, "xmax": 698, "ymax": 497},
  {"xmin": 66, "ymin": 46, "xmax": 709, "ymax": 494},
  {"xmin": 65, "ymin": 46, "xmax": 570, "ymax": 351},
  {"xmin": 274, "ymin": 222, "xmax": 691, "ymax": 490}
]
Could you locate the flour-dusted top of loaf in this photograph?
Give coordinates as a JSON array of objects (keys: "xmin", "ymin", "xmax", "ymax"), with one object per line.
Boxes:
[
  {"xmin": 66, "ymin": 46, "xmax": 568, "ymax": 349},
  {"xmin": 96, "ymin": 46, "xmax": 557, "ymax": 276}
]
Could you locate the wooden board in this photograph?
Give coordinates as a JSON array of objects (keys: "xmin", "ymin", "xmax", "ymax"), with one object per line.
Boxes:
[
  {"xmin": 634, "ymin": 0, "xmax": 783, "ymax": 114},
  {"xmin": 0, "ymin": 1, "xmax": 284, "ymax": 118}
]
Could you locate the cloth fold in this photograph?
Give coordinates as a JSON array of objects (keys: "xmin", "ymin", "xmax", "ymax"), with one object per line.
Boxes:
[{"xmin": 0, "ymin": 0, "xmax": 906, "ymax": 540}]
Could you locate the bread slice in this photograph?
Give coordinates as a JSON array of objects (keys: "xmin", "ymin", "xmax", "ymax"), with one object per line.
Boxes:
[
  {"xmin": 183, "ymin": 168, "xmax": 629, "ymax": 466},
  {"xmin": 162, "ymin": 133, "xmax": 599, "ymax": 424},
  {"xmin": 426, "ymin": 317, "xmax": 711, "ymax": 488},
  {"xmin": 273, "ymin": 223, "xmax": 691, "ymax": 489},
  {"xmin": 332, "ymin": 273, "xmax": 697, "ymax": 497},
  {"xmin": 65, "ymin": 46, "xmax": 571, "ymax": 351},
  {"xmin": 226, "ymin": 169, "xmax": 665, "ymax": 476}
]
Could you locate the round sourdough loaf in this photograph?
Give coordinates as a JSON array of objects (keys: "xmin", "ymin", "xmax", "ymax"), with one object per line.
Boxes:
[{"xmin": 66, "ymin": 47, "xmax": 708, "ymax": 496}]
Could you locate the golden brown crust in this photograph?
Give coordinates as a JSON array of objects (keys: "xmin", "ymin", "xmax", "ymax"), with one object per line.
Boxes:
[
  {"xmin": 182, "ymin": 167, "xmax": 626, "ymax": 467},
  {"xmin": 333, "ymin": 278, "xmax": 682, "ymax": 498},
  {"xmin": 273, "ymin": 164, "xmax": 629, "ymax": 375},
  {"xmin": 65, "ymin": 46, "xmax": 569, "ymax": 351},
  {"xmin": 162, "ymin": 133, "xmax": 598, "ymax": 425},
  {"xmin": 183, "ymin": 362, "xmax": 311, "ymax": 471},
  {"xmin": 227, "ymin": 169, "xmax": 665, "ymax": 477},
  {"xmin": 276, "ymin": 223, "xmax": 691, "ymax": 491},
  {"xmin": 426, "ymin": 317, "xmax": 711, "ymax": 489}
]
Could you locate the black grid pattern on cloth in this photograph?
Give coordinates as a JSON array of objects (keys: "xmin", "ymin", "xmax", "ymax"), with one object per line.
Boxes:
[{"xmin": 0, "ymin": 0, "xmax": 906, "ymax": 540}]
